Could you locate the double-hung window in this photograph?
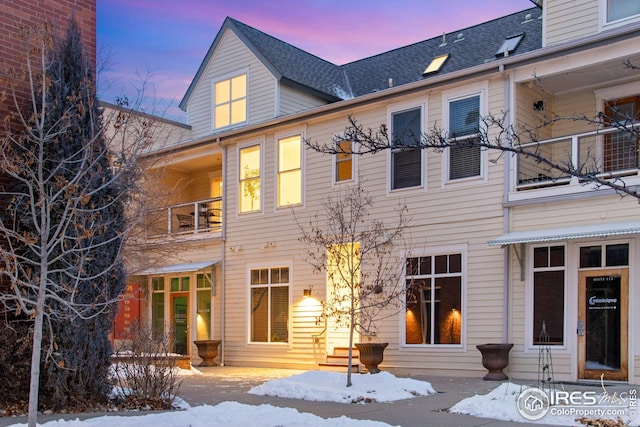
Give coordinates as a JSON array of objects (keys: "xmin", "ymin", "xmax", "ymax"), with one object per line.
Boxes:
[
  {"xmin": 239, "ymin": 144, "xmax": 261, "ymax": 213},
  {"xmin": 448, "ymin": 94, "xmax": 482, "ymax": 180},
  {"xmin": 405, "ymin": 253, "xmax": 463, "ymax": 345},
  {"xmin": 277, "ymin": 135, "xmax": 302, "ymax": 207},
  {"xmin": 335, "ymin": 140, "xmax": 354, "ymax": 183},
  {"xmin": 391, "ymin": 107, "xmax": 422, "ymax": 189},
  {"xmin": 250, "ymin": 267, "xmax": 289, "ymax": 343},
  {"xmin": 214, "ymin": 73, "xmax": 247, "ymax": 129}
]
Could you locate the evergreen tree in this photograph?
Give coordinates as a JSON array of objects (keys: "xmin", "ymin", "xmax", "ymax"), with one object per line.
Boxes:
[{"xmin": 38, "ymin": 19, "xmax": 126, "ymax": 409}]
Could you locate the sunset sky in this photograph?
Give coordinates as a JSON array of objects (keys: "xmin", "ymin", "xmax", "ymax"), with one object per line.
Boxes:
[{"xmin": 97, "ymin": 0, "xmax": 535, "ymax": 121}]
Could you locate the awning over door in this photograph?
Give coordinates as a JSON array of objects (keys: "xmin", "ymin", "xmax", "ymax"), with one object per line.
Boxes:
[
  {"xmin": 488, "ymin": 221, "xmax": 640, "ymax": 246},
  {"xmin": 137, "ymin": 261, "xmax": 219, "ymax": 275}
]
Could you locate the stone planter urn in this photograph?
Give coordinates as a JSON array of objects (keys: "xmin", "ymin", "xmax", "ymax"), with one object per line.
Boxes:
[
  {"xmin": 476, "ymin": 343, "xmax": 513, "ymax": 380},
  {"xmin": 194, "ymin": 339, "xmax": 221, "ymax": 367},
  {"xmin": 355, "ymin": 342, "xmax": 388, "ymax": 374}
]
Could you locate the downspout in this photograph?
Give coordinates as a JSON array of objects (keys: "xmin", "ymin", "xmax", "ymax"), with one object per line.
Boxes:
[
  {"xmin": 217, "ymin": 137, "xmax": 227, "ymax": 365},
  {"xmin": 499, "ymin": 64, "xmax": 511, "ymax": 344}
]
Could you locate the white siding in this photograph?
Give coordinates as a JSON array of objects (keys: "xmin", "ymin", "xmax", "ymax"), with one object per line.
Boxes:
[
  {"xmin": 185, "ymin": 30, "xmax": 276, "ymax": 139},
  {"xmin": 279, "ymin": 85, "xmax": 328, "ymax": 117},
  {"xmin": 545, "ymin": 0, "xmax": 599, "ymax": 46}
]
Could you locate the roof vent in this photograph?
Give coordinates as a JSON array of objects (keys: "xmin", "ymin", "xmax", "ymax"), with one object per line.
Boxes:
[
  {"xmin": 439, "ymin": 33, "xmax": 447, "ymax": 47},
  {"xmin": 388, "ymin": 78, "xmax": 394, "ymax": 88},
  {"xmin": 455, "ymin": 32, "xmax": 465, "ymax": 42},
  {"xmin": 522, "ymin": 13, "xmax": 533, "ymax": 23}
]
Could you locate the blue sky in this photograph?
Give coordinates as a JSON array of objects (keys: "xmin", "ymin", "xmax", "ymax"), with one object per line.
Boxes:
[{"xmin": 97, "ymin": 0, "xmax": 535, "ymax": 121}]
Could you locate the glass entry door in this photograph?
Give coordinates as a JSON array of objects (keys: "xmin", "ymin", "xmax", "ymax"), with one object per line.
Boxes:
[
  {"xmin": 171, "ymin": 294, "xmax": 189, "ymax": 355},
  {"xmin": 578, "ymin": 269, "xmax": 628, "ymax": 381}
]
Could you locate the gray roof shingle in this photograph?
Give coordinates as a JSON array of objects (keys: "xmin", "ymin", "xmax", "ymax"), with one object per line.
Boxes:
[{"xmin": 180, "ymin": 7, "xmax": 542, "ymax": 109}]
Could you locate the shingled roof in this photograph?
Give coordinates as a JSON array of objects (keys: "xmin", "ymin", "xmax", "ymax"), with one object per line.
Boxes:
[{"xmin": 180, "ymin": 7, "xmax": 542, "ymax": 110}]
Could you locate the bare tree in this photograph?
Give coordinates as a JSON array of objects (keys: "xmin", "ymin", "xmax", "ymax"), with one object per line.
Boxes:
[
  {"xmin": 297, "ymin": 180, "xmax": 411, "ymax": 387},
  {"xmin": 0, "ymin": 21, "xmax": 161, "ymax": 425},
  {"xmin": 306, "ymin": 105, "xmax": 640, "ymax": 201}
]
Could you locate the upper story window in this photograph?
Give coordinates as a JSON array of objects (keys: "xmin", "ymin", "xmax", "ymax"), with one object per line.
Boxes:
[
  {"xmin": 447, "ymin": 94, "xmax": 482, "ymax": 181},
  {"xmin": 391, "ymin": 107, "xmax": 422, "ymax": 190},
  {"xmin": 239, "ymin": 144, "xmax": 261, "ymax": 213},
  {"xmin": 606, "ymin": 0, "xmax": 640, "ymax": 23},
  {"xmin": 277, "ymin": 135, "xmax": 302, "ymax": 207},
  {"xmin": 335, "ymin": 140, "xmax": 354, "ymax": 183},
  {"xmin": 214, "ymin": 73, "xmax": 247, "ymax": 129}
]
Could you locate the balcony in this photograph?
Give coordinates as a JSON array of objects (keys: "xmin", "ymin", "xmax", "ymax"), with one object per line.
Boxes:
[
  {"xmin": 514, "ymin": 126, "xmax": 639, "ymax": 198},
  {"xmin": 146, "ymin": 198, "xmax": 222, "ymax": 238}
]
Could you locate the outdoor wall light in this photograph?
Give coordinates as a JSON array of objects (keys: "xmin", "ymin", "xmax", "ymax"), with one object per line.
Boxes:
[{"xmin": 303, "ymin": 288, "xmax": 312, "ymax": 297}]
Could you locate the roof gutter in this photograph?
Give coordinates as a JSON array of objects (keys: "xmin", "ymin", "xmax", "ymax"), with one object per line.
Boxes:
[{"xmin": 144, "ymin": 21, "xmax": 640, "ymax": 158}]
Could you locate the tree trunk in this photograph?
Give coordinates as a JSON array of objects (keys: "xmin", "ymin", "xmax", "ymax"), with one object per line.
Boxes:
[{"xmin": 28, "ymin": 275, "xmax": 47, "ymax": 427}]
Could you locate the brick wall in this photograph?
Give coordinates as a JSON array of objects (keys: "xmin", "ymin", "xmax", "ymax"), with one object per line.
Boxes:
[
  {"xmin": 0, "ymin": 1, "xmax": 96, "ymax": 293},
  {"xmin": 0, "ymin": 0, "xmax": 96, "ymax": 123}
]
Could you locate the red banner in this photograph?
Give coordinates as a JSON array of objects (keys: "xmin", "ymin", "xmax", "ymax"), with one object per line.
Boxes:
[{"xmin": 113, "ymin": 283, "xmax": 141, "ymax": 339}]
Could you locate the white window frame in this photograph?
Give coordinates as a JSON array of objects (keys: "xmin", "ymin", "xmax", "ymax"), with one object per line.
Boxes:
[
  {"xmin": 442, "ymin": 83, "xmax": 488, "ymax": 186},
  {"xmin": 332, "ymin": 136, "xmax": 358, "ymax": 185},
  {"xmin": 526, "ymin": 243, "xmax": 568, "ymax": 351},
  {"xmin": 600, "ymin": 0, "xmax": 640, "ymax": 30},
  {"xmin": 275, "ymin": 129, "xmax": 305, "ymax": 209},
  {"xmin": 246, "ymin": 261, "xmax": 292, "ymax": 346},
  {"xmin": 212, "ymin": 68, "xmax": 248, "ymax": 131},
  {"xmin": 400, "ymin": 245, "xmax": 467, "ymax": 351},
  {"xmin": 386, "ymin": 100, "xmax": 427, "ymax": 193},
  {"xmin": 237, "ymin": 140, "xmax": 264, "ymax": 214}
]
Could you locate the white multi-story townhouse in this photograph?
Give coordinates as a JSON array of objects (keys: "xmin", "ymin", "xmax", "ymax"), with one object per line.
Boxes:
[{"xmin": 130, "ymin": 0, "xmax": 640, "ymax": 384}]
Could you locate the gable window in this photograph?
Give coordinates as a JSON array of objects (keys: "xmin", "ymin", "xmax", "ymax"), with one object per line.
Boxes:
[
  {"xmin": 277, "ymin": 135, "xmax": 302, "ymax": 207},
  {"xmin": 405, "ymin": 253, "xmax": 463, "ymax": 345},
  {"xmin": 532, "ymin": 246, "xmax": 565, "ymax": 346},
  {"xmin": 335, "ymin": 140, "xmax": 353, "ymax": 182},
  {"xmin": 448, "ymin": 94, "xmax": 481, "ymax": 180},
  {"xmin": 214, "ymin": 73, "xmax": 246, "ymax": 129},
  {"xmin": 606, "ymin": 0, "xmax": 640, "ymax": 23},
  {"xmin": 391, "ymin": 107, "xmax": 422, "ymax": 189},
  {"xmin": 239, "ymin": 144, "xmax": 261, "ymax": 213},
  {"xmin": 250, "ymin": 266, "xmax": 289, "ymax": 343}
]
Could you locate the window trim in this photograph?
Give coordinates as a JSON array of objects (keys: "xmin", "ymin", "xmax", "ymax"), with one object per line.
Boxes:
[
  {"xmin": 526, "ymin": 243, "xmax": 568, "ymax": 351},
  {"xmin": 386, "ymin": 100, "xmax": 427, "ymax": 193},
  {"xmin": 212, "ymin": 68, "xmax": 248, "ymax": 131},
  {"xmin": 400, "ymin": 245, "xmax": 467, "ymax": 350},
  {"xmin": 246, "ymin": 261, "xmax": 292, "ymax": 345},
  {"xmin": 238, "ymin": 140, "xmax": 264, "ymax": 214},
  {"xmin": 275, "ymin": 129, "xmax": 305, "ymax": 209},
  {"xmin": 442, "ymin": 85, "xmax": 487, "ymax": 185},
  {"xmin": 600, "ymin": 0, "xmax": 640, "ymax": 29}
]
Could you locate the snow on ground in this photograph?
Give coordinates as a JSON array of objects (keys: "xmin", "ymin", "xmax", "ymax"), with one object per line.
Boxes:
[
  {"xmin": 5, "ymin": 403, "xmax": 396, "ymax": 427},
  {"xmin": 248, "ymin": 370, "xmax": 436, "ymax": 403},
  {"xmin": 6, "ymin": 371, "xmax": 638, "ymax": 426},
  {"xmin": 451, "ymin": 382, "xmax": 639, "ymax": 426}
]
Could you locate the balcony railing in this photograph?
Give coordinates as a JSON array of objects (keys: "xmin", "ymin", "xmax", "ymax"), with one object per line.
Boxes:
[
  {"xmin": 146, "ymin": 198, "xmax": 222, "ymax": 238},
  {"xmin": 516, "ymin": 126, "xmax": 639, "ymax": 190}
]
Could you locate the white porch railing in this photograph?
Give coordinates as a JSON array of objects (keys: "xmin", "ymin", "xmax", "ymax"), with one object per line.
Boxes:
[
  {"xmin": 516, "ymin": 126, "xmax": 639, "ymax": 190},
  {"xmin": 146, "ymin": 197, "xmax": 222, "ymax": 238}
]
